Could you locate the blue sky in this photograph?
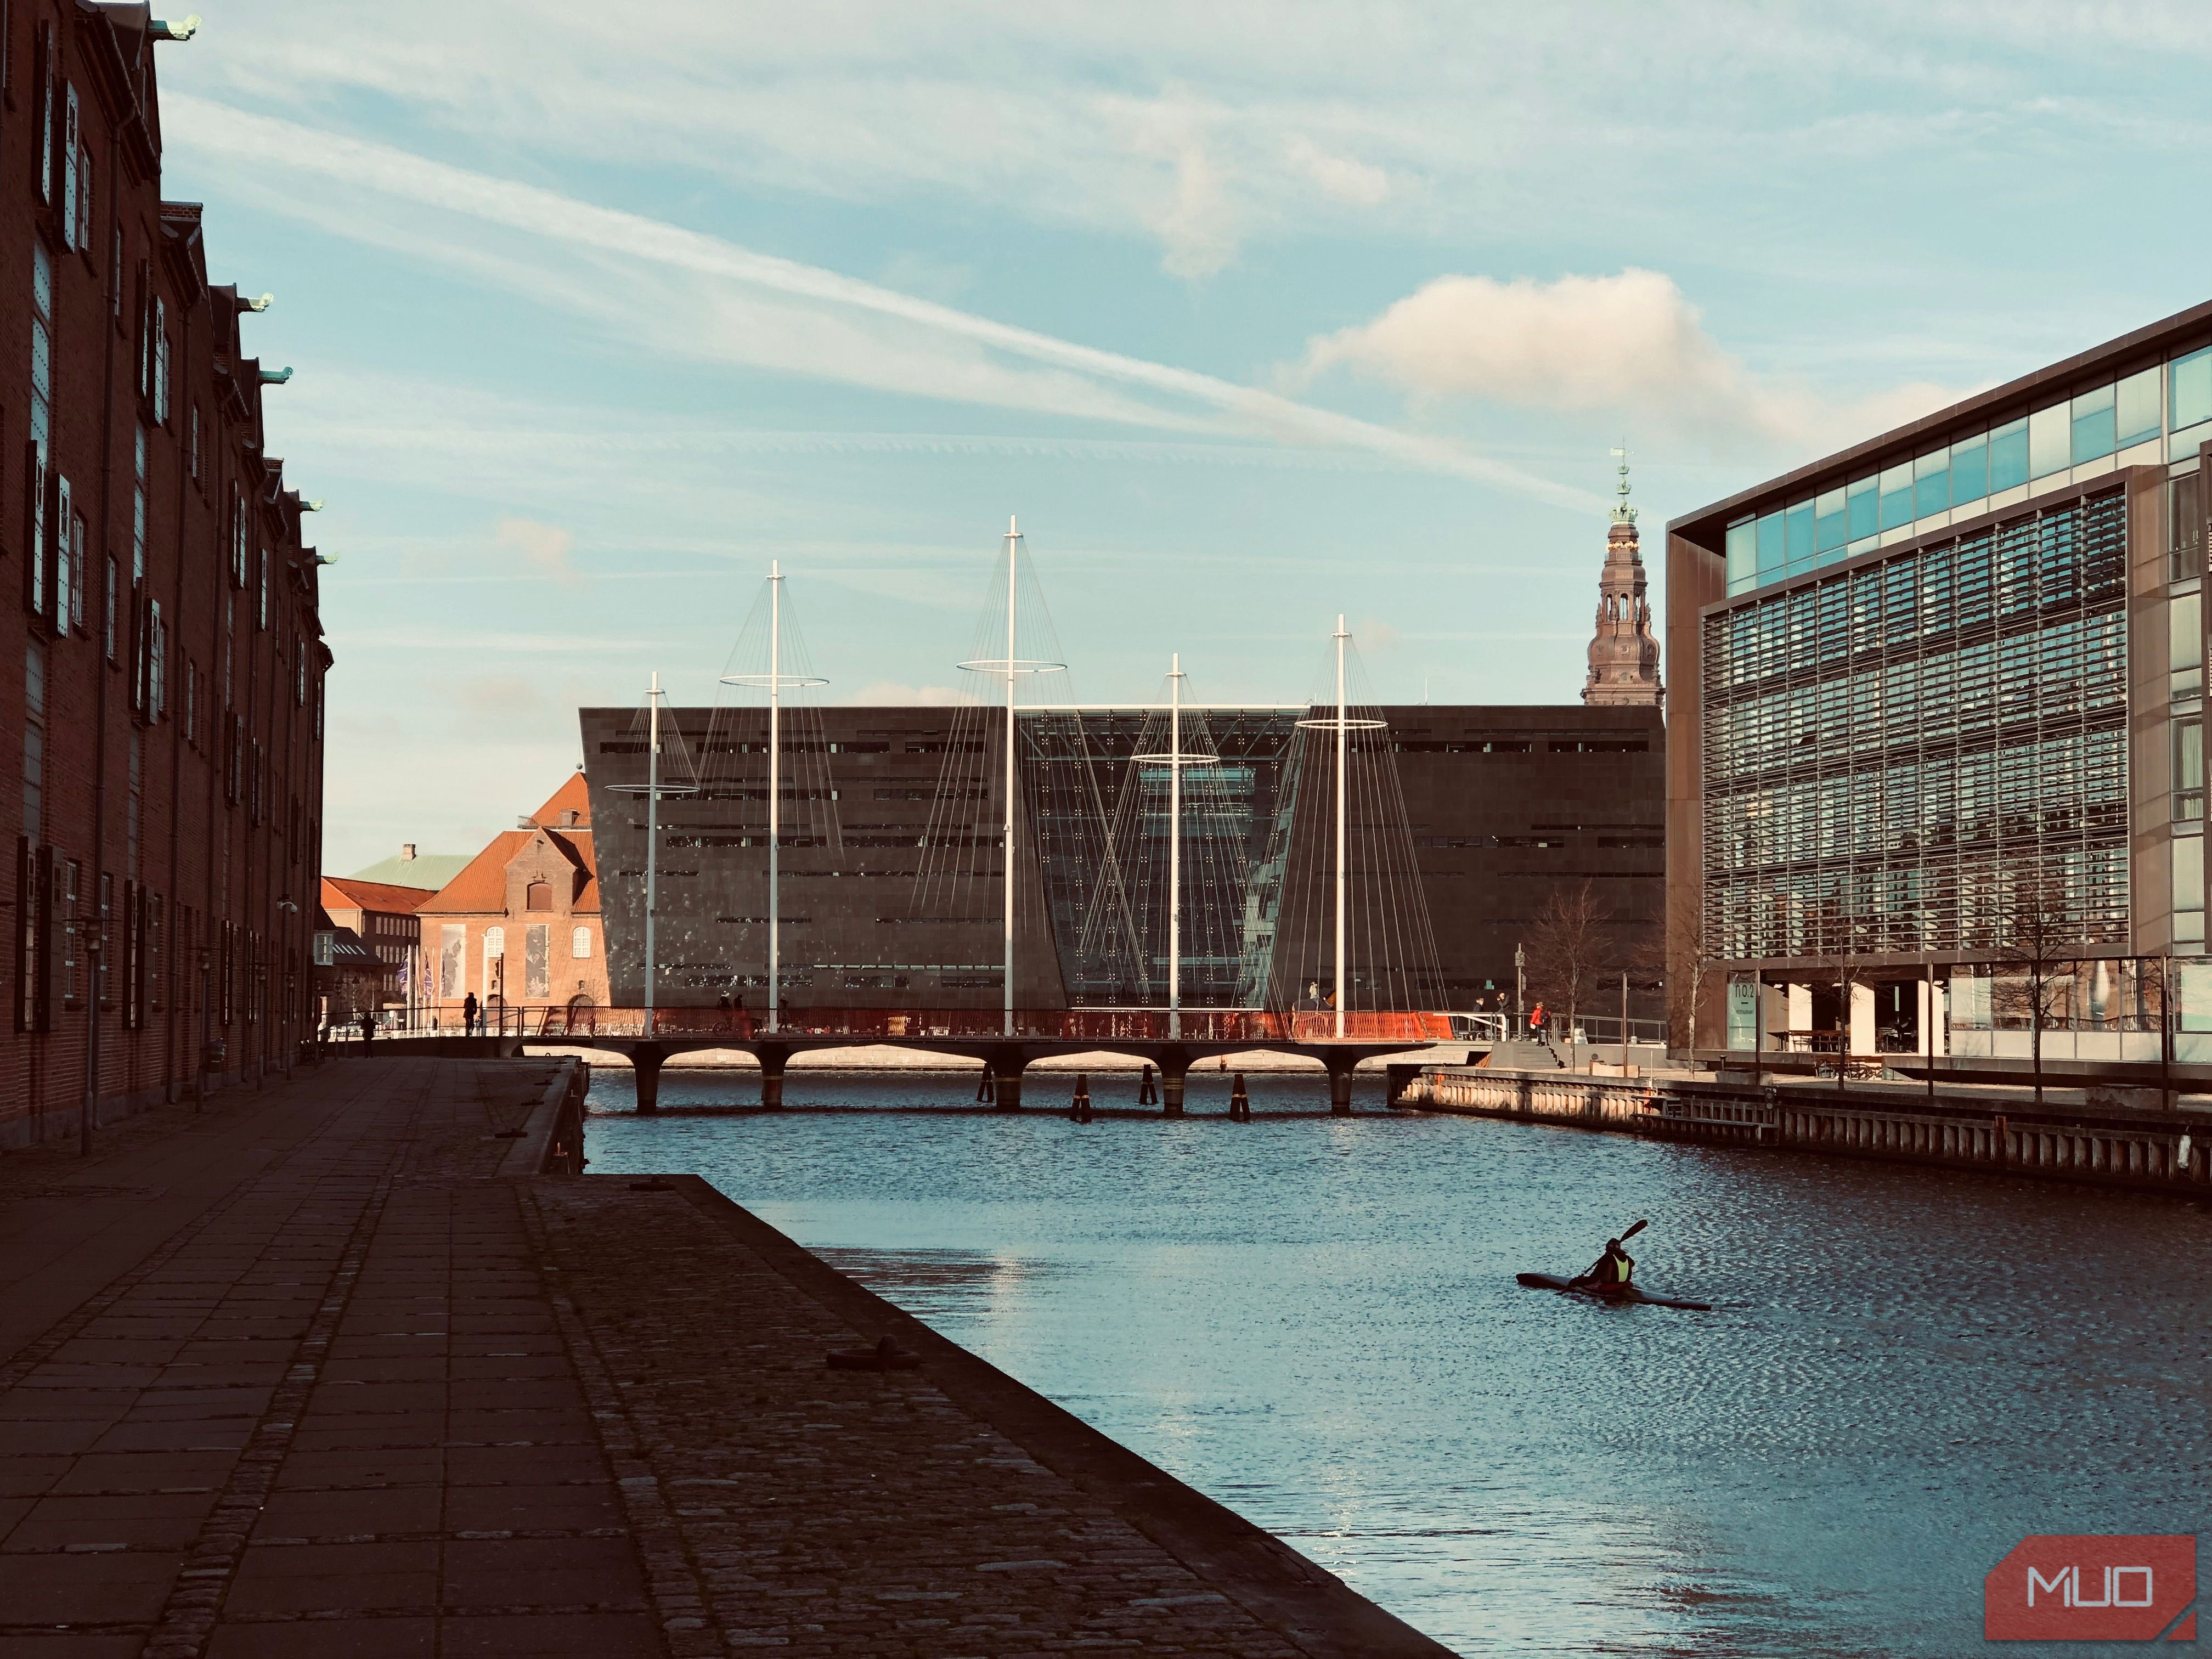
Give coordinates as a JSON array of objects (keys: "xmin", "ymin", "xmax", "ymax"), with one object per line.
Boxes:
[{"xmin": 153, "ymin": 2, "xmax": 2212, "ymax": 873}]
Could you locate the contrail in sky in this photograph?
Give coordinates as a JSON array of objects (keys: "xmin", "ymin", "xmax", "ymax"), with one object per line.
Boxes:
[{"xmin": 165, "ymin": 96, "xmax": 1602, "ymax": 516}]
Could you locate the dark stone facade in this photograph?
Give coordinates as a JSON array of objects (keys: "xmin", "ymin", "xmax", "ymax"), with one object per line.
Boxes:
[{"xmin": 579, "ymin": 704, "xmax": 1664, "ymax": 1017}]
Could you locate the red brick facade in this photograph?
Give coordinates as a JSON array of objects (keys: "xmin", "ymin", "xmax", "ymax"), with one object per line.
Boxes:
[
  {"xmin": 2, "ymin": 5, "xmax": 327, "ymax": 1142},
  {"xmin": 417, "ymin": 776, "xmax": 606, "ymax": 1029}
]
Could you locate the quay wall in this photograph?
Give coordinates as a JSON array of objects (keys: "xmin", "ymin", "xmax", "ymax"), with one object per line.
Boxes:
[{"xmin": 1395, "ymin": 1066, "xmax": 2212, "ymax": 1196}]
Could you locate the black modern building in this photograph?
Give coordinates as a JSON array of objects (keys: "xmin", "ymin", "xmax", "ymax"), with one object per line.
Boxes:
[{"xmin": 578, "ymin": 703, "xmax": 1664, "ymax": 1018}]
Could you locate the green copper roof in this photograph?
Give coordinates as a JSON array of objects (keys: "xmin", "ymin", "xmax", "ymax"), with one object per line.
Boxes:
[{"xmin": 347, "ymin": 851, "xmax": 473, "ymax": 890}]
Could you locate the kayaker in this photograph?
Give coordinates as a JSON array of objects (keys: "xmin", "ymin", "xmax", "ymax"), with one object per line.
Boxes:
[{"xmin": 1572, "ymin": 1236, "xmax": 1635, "ymax": 1290}]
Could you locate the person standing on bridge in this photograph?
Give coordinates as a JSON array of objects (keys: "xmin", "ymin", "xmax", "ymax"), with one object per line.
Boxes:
[
  {"xmin": 1530, "ymin": 1002, "xmax": 1547, "ymax": 1041},
  {"xmin": 462, "ymin": 991, "xmax": 478, "ymax": 1038}
]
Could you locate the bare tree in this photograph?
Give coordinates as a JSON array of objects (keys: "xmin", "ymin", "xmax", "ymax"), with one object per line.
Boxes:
[
  {"xmin": 1647, "ymin": 880, "xmax": 1705, "ymax": 1053},
  {"xmin": 1526, "ymin": 879, "xmax": 1615, "ymax": 1069},
  {"xmin": 1989, "ymin": 865, "xmax": 2086, "ymax": 1107},
  {"xmin": 1829, "ymin": 919, "xmax": 1874, "ymax": 1092}
]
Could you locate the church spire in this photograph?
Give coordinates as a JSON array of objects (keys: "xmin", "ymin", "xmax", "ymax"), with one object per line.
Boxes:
[{"xmin": 1583, "ymin": 444, "xmax": 1664, "ymax": 709}]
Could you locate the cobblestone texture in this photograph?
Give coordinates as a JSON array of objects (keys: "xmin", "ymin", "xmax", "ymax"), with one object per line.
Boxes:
[
  {"xmin": 532, "ymin": 1177, "xmax": 1317, "ymax": 1658},
  {"xmin": 0, "ymin": 1059, "xmax": 1446, "ymax": 1657}
]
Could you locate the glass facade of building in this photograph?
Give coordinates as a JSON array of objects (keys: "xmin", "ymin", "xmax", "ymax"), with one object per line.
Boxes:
[
  {"xmin": 1701, "ymin": 487, "xmax": 2131, "ymax": 963},
  {"xmin": 1723, "ymin": 345, "xmax": 2212, "ymax": 597}
]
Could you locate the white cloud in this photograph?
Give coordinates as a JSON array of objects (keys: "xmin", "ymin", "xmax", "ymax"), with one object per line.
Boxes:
[
  {"xmin": 495, "ymin": 517, "xmax": 582, "ymax": 585},
  {"xmin": 1285, "ymin": 137, "xmax": 1392, "ymax": 206},
  {"xmin": 1299, "ymin": 268, "xmax": 1956, "ymax": 448}
]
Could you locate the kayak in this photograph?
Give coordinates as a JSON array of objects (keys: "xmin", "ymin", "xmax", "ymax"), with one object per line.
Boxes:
[{"xmin": 1516, "ymin": 1271, "xmax": 1713, "ymax": 1312}]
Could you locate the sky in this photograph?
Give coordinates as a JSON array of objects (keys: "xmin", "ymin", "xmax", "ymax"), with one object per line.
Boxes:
[{"xmin": 150, "ymin": 1, "xmax": 2212, "ymax": 874}]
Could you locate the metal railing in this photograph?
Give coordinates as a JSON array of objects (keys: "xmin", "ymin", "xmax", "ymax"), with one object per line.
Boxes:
[
  {"xmin": 332, "ymin": 1005, "xmax": 1457, "ymax": 1045},
  {"xmin": 401, "ymin": 1006, "xmax": 1457, "ymax": 1043}
]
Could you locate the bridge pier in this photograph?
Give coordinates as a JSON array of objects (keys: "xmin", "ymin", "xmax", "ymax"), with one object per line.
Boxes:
[
  {"xmin": 1158, "ymin": 1051, "xmax": 1189, "ymax": 1117},
  {"xmin": 756, "ymin": 1044, "xmax": 790, "ymax": 1110},
  {"xmin": 634, "ymin": 1046, "xmax": 667, "ymax": 1115},
  {"xmin": 1324, "ymin": 1054, "xmax": 1356, "ymax": 1116},
  {"xmin": 985, "ymin": 1047, "xmax": 1026, "ymax": 1111}
]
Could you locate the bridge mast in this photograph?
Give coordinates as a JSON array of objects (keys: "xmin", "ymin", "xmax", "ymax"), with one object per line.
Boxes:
[
  {"xmin": 1134, "ymin": 655, "xmax": 1220, "ymax": 1040},
  {"xmin": 719, "ymin": 565, "xmax": 827, "ymax": 1036},
  {"xmin": 1003, "ymin": 518, "xmax": 1019, "ymax": 1039},
  {"xmin": 1334, "ymin": 616, "xmax": 1348, "ymax": 1040},
  {"xmin": 769, "ymin": 563, "xmax": 782, "ymax": 1032},
  {"xmin": 648, "ymin": 672, "xmax": 661, "ymax": 1027},
  {"xmin": 1170, "ymin": 653, "xmax": 1182, "ymax": 1041}
]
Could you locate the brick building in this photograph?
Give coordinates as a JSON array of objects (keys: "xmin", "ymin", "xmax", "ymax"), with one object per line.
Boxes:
[
  {"xmin": 317, "ymin": 876, "xmax": 432, "ymax": 1017},
  {"xmin": 416, "ymin": 775, "xmax": 605, "ymax": 1029},
  {"xmin": 4, "ymin": 5, "xmax": 328, "ymax": 1143}
]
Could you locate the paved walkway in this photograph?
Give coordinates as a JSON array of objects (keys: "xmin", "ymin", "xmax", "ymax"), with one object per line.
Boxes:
[{"xmin": 0, "ymin": 1059, "xmax": 1454, "ymax": 1658}]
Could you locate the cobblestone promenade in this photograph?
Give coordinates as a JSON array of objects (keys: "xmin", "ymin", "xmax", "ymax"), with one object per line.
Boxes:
[{"xmin": 0, "ymin": 1059, "xmax": 1454, "ymax": 1658}]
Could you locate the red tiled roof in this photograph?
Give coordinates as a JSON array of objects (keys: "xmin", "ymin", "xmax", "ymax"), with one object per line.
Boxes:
[
  {"xmin": 532, "ymin": 771, "xmax": 592, "ymax": 830},
  {"xmin": 320, "ymin": 876, "xmax": 438, "ymax": 915},
  {"xmin": 416, "ymin": 832, "xmax": 531, "ymax": 915},
  {"xmin": 418, "ymin": 776, "xmax": 601, "ymax": 916}
]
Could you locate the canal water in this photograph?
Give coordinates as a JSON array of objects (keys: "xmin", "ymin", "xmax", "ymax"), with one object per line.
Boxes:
[{"xmin": 580, "ymin": 1066, "xmax": 2209, "ymax": 1657}]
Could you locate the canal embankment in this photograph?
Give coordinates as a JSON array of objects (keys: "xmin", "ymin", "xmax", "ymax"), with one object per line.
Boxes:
[
  {"xmin": 1393, "ymin": 1063, "xmax": 2212, "ymax": 1194},
  {"xmin": 0, "ymin": 1054, "xmax": 1453, "ymax": 1658}
]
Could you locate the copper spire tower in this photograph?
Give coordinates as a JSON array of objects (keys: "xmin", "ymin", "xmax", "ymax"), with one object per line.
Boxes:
[{"xmin": 1582, "ymin": 445, "xmax": 1663, "ymax": 708}]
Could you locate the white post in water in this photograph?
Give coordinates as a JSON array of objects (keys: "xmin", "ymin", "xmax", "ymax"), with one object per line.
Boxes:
[
  {"xmin": 1003, "ymin": 517, "xmax": 1020, "ymax": 1039},
  {"xmin": 645, "ymin": 670, "xmax": 663, "ymax": 1028},
  {"xmin": 1333, "ymin": 614, "xmax": 1348, "ymax": 1041},
  {"xmin": 768, "ymin": 562, "xmax": 783, "ymax": 1034}
]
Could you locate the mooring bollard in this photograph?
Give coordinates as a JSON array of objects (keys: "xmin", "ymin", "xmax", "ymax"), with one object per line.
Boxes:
[
  {"xmin": 1138, "ymin": 1064, "xmax": 1158, "ymax": 1105},
  {"xmin": 1230, "ymin": 1071, "xmax": 1250, "ymax": 1120}
]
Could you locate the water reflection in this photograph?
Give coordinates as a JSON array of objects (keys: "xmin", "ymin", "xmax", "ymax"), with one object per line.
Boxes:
[{"xmin": 582, "ymin": 1067, "xmax": 2211, "ymax": 1656}]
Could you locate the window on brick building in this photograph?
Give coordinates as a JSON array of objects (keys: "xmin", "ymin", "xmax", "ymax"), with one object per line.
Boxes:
[
  {"xmin": 49, "ymin": 475, "xmax": 71, "ymax": 636},
  {"xmin": 571, "ymin": 926, "xmax": 591, "ymax": 960},
  {"xmin": 59, "ymin": 85, "xmax": 78, "ymax": 251},
  {"xmin": 258, "ymin": 548, "xmax": 268, "ymax": 630},
  {"xmin": 105, "ymin": 557, "xmax": 117, "ymax": 662},
  {"xmin": 133, "ymin": 426, "xmax": 146, "ymax": 582},
  {"xmin": 35, "ymin": 26, "xmax": 54, "ymax": 213},
  {"xmin": 111, "ymin": 228, "xmax": 123, "ymax": 320},
  {"xmin": 59, "ymin": 859, "xmax": 78, "ymax": 1008},
  {"xmin": 23, "ymin": 641, "xmax": 44, "ymax": 842},
  {"xmin": 66, "ymin": 509, "xmax": 84, "ymax": 635},
  {"xmin": 96, "ymin": 872, "xmax": 111, "ymax": 1008},
  {"xmin": 30, "ymin": 244, "xmax": 52, "ymax": 621},
  {"xmin": 525, "ymin": 881, "xmax": 551, "ymax": 911},
  {"xmin": 147, "ymin": 895, "xmax": 163, "ymax": 1014},
  {"xmin": 75, "ymin": 142, "xmax": 92, "ymax": 261},
  {"xmin": 127, "ymin": 732, "xmax": 140, "ymax": 878}
]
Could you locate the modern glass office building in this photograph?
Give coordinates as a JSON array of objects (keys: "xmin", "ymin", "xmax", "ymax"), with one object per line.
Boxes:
[{"xmin": 1668, "ymin": 301, "xmax": 2212, "ymax": 1068}]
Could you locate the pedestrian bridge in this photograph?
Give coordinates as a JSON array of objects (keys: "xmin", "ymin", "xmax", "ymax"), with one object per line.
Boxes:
[{"xmin": 516, "ymin": 1005, "xmax": 1451, "ymax": 1114}]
